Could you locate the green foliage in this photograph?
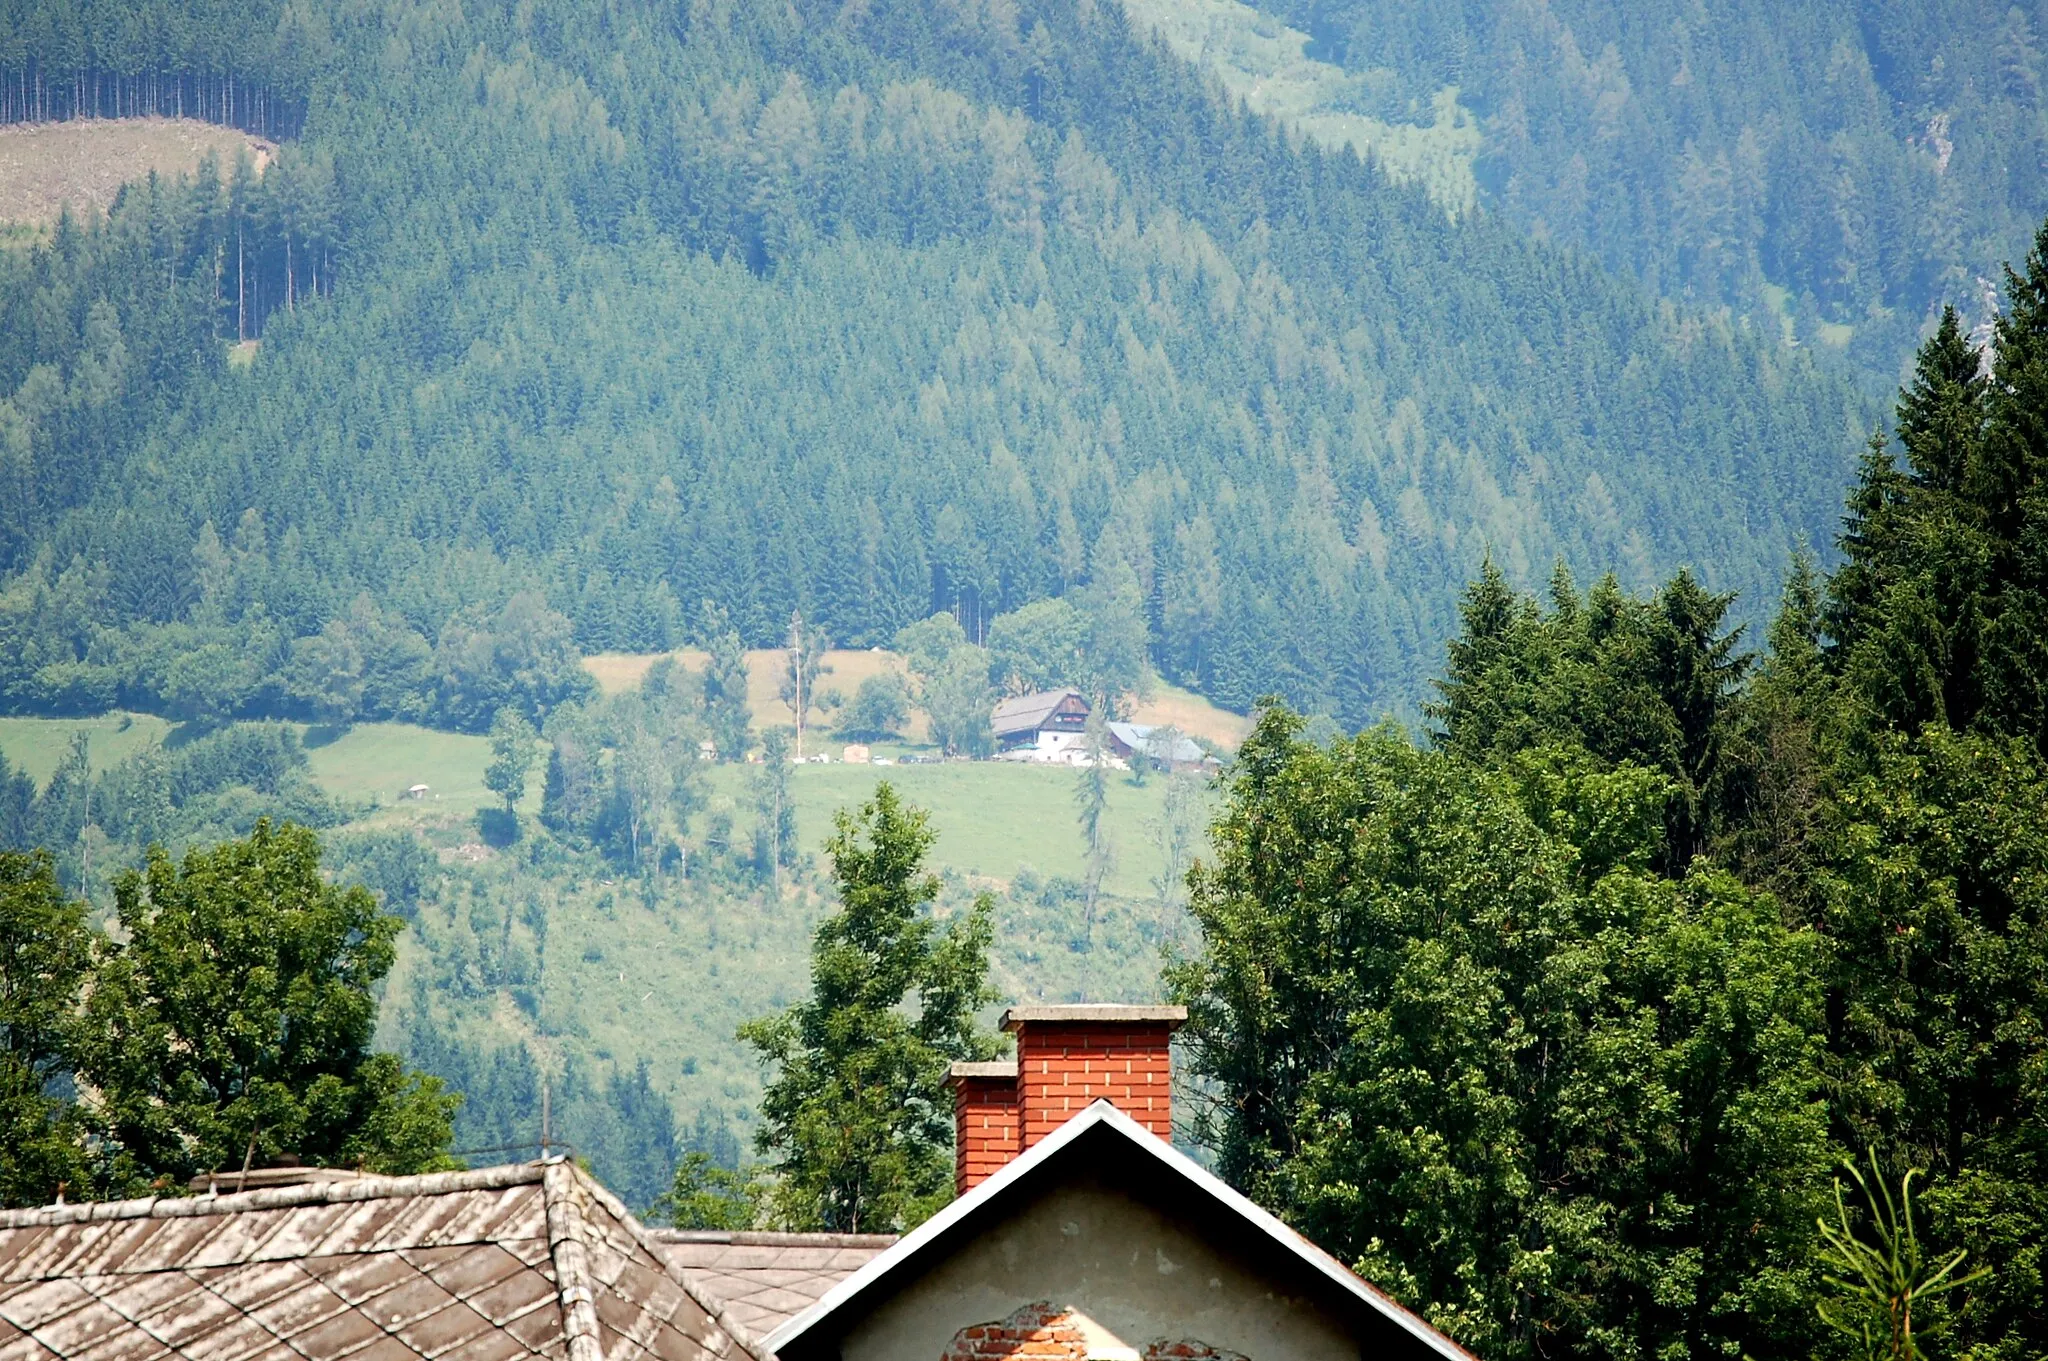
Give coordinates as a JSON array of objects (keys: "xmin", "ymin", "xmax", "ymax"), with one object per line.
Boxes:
[
  {"xmin": 1816, "ymin": 1152, "xmax": 1989, "ymax": 1361},
  {"xmin": 77, "ymin": 820, "xmax": 458, "ymax": 1183},
  {"xmin": 0, "ymin": 0, "xmax": 1866, "ymax": 736},
  {"xmin": 1231, "ymin": 0, "xmax": 2045, "ymax": 374},
  {"xmin": 740, "ymin": 784, "xmax": 1001, "ymax": 1232},
  {"xmin": 1073, "ymin": 713, "xmax": 1114, "ymax": 940},
  {"xmin": 1169, "ymin": 711, "xmax": 1832, "ymax": 1361},
  {"xmin": 0, "ymin": 852, "xmax": 91, "ymax": 1207},
  {"xmin": 838, "ymin": 672, "xmax": 911, "ymax": 742},
  {"xmin": 660, "ymin": 1152, "xmax": 766, "ymax": 1230},
  {"xmin": 988, "ymin": 598, "xmax": 1086, "ymax": 696},
  {"xmin": 485, "ymin": 706, "xmax": 539, "ymax": 814},
  {"xmin": 699, "ymin": 603, "xmax": 753, "ymax": 761},
  {"xmin": 899, "ymin": 616, "xmax": 998, "ymax": 757},
  {"xmin": 1806, "ymin": 729, "xmax": 2048, "ymax": 1353},
  {"xmin": 751, "ymin": 729, "xmax": 797, "ymax": 884},
  {"xmin": 1430, "ymin": 558, "xmax": 1754, "ymax": 864}
]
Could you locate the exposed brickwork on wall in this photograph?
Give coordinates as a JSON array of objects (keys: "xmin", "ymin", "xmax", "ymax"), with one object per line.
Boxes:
[
  {"xmin": 938, "ymin": 1305, "xmax": 1253, "ymax": 1361},
  {"xmin": 940, "ymin": 1302, "xmax": 1089, "ymax": 1360},
  {"xmin": 953, "ymin": 1074, "xmax": 1021, "ymax": 1195},
  {"xmin": 1014, "ymin": 1023, "xmax": 1176, "ymax": 1148}
]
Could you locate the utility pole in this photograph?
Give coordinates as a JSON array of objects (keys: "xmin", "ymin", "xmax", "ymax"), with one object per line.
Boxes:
[
  {"xmin": 78, "ymin": 735, "xmax": 91, "ymax": 897},
  {"xmin": 789, "ymin": 610, "xmax": 805, "ymax": 762}
]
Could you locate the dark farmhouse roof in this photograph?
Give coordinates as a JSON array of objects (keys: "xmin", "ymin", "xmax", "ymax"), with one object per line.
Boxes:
[
  {"xmin": 647, "ymin": 1232, "xmax": 894, "ymax": 1349},
  {"xmin": 766, "ymin": 1100, "xmax": 1479, "ymax": 1361},
  {"xmin": 990, "ymin": 689, "xmax": 1088, "ymax": 739},
  {"xmin": 0, "ymin": 1161, "xmax": 757, "ymax": 1361}
]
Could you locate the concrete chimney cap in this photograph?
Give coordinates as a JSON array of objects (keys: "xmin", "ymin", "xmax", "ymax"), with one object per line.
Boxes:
[
  {"xmin": 999, "ymin": 1004, "xmax": 1188, "ymax": 1030},
  {"xmin": 945, "ymin": 1060, "xmax": 1019, "ymax": 1084}
]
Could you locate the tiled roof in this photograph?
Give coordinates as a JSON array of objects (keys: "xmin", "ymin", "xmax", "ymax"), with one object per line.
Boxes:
[
  {"xmin": 0, "ymin": 1162, "xmax": 755, "ymax": 1361},
  {"xmin": 990, "ymin": 690, "xmax": 1085, "ymax": 737},
  {"xmin": 1104, "ymin": 723, "xmax": 1209, "ymax": 765},
  {"xmin": 646, "ymin": 1233, "xmax": 893, "ymax": 1350}
]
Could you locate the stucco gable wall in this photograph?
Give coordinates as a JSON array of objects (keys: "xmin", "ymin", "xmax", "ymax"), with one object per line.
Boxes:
[{"xmin": 836, "ymin": 1178, "xmax": 1360, "ymax": 1361}]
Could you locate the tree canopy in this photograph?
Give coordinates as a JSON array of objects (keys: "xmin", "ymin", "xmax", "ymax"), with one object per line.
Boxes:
[{"xmin": 740, "ymin": 783, "xmax": 1001, "ymax": 1232}]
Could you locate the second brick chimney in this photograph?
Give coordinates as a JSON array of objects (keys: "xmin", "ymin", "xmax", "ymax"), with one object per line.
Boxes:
[{"xmin": 946, "ymin": 1004, "xmax": 1186, "ymax": 1195}]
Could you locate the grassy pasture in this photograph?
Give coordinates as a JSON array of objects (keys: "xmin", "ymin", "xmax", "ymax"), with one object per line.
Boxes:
[
  {"xmin": 585, "ymin": 647, "xmax": 925, "ymax": 739},
  {"xmin": 0, "ymin": 714, "xmax": 1217, "ymax": 897},
  {"xmin": 0, "ymin": 712, "xmax": 174, "ymax": 785},
  {"xmin": 698, "ymin": 758, "xmax": 1213, "ymax": 901}
]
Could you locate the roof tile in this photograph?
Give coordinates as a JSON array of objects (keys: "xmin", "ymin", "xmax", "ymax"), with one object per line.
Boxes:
[
  {"xmin": 497, "ymin": 1299, "xmax": 560, "ymax": 1354},
  {"xmin": 91, "ymin": 1220, "xmax": 221, "ymax": 1277},
  {"xmin": 315, "ymin": 1199, "xmax": 426, "ymax": 1260},
  {"xmin": 160, "ymin": 1308, "xmax": 275, "ymax": 1361},
  {"xmin": 245, "ymin": 1276, "xmax": 350, "ymax": 1341},
  {"xmin": 200, "ymin": 1262, "xmax": 308, "ymax": 1312},
  {"xmin": 68, "ymin": 1327, "xmax": 172, "ymax": 1361},
  {"xmin": 434, "ymin": 1327, "xmax": 535, "ymax": 1361},
  {"xmin": 0, "ymin": 1279, "xmax": 93, "ymax": 1332},
  {"xmin": 407, "ymin": 1248, "xmax": 523, "ymax": 1307},
  {"xmin": 286, "ymin": 1303, "xmax": 385, "ymax": 1357},
  {"xmin": 91, "ymin": 1271, "xmax": 207, "ymax": 1328},
  {"xmin": 342, "ymin": 1335, "xmax": 424, "ymax": 1361},
  {"xmin": 395, "ymin": 1298, "xmax": 494, "ymax": 1359},
  {"xmin": 302, "ymin": 1254, "xmax": 415, "ymax": 1308},
  {"xmin": 0, "ymin": 1165, "xmax": 750, "ymax": 1361},
  {"xmin": 0, "ymin": 1233, "xmax": 43, "ymax": 1282},
  {"xmin": 130, "ymin": 1283, "xmax": 239, "ymax": 1350},
  {"xmin": 18, "ymin": 1297, "xmax": 130, "ymax": 1356},
  {"xmin": 359, "ymin": 1275, "xmax": 458, "ymax": 1332},
  {"xmin": 462, "ymin": 1270, "xmax": 555, "ymax": 1330}
]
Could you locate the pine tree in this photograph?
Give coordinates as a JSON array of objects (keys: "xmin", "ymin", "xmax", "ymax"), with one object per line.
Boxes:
[{"xmin": 699, "ymin": 602, "xmax": 753, "ymax": 762}]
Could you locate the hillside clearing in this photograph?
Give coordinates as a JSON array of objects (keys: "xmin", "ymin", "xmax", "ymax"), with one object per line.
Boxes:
[
  {"xmin": 0, "ymin": 118, "xmax": 272, "ymax": 227},
  {"xmin": 1121, "ymin": 0, "xmax": 1481, "ymax": 215},
  {"xmin": 582, "ymin": 651, "xmax": 1250, "ymax": 750},
  {"xmin": 0, "ymin": 712, "xmax": 174, "ymax": 784},
  {"xmin": 0, "ymin": 715, "xmax": 1217, "ymax": 897}
]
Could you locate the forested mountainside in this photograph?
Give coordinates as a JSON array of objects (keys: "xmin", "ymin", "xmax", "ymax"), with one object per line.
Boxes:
[
  {"xmin": 1222, "ymin": 0, "xmax": 2047, "ymax": 382},
  {"xmin": 0, "ymin": 0, "xmax": 1868, "ymax": 728}
]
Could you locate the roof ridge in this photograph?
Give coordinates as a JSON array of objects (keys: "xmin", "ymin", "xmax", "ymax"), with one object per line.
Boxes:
[
  {"xmin": 544, "ymin": 1158, "xmax": 766, "ymax": 1361},
  {"xmin": 541, "ymin": 1160, "xmax": 606, "ymax": 1361},
  {"xmin": 0, "ymin": 1161, "xmax": 547, "ymax": 1230},
  {"xmin": 647, "ymin": 1229, "xmax": 901, "ymax": 1248}
]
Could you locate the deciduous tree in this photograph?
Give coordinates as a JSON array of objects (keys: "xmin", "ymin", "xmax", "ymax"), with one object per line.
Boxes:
[{"xmin": 740, "ymin": 784, "xmax": 1000, "ymax": 1231}]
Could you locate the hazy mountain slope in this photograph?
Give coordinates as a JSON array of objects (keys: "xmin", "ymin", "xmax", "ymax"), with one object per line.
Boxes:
[
  {"xmin": 1, "ymin": 0, "xmax": 1868, "ymax": 731},
  {"xmin": 1221, "ymin": 0, "xmax": 2048, "ymax": 381}
]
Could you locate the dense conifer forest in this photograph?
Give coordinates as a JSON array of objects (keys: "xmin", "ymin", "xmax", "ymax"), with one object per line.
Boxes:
[
  {"xmin": 5, "ymin": 3, "xmax": 2048, "ymax": 1358},
  {"xmin": 0, "ymin": 0, "xmax": 1869, "ymax": 729},
  {"xmin": 1232, "ymin": 0, "xmax": 2046, "ymax": 382}
]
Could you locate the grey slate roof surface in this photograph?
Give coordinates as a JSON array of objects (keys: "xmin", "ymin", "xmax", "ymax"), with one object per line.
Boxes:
[
  {"xmin": 0, "ymin": 1162, "xmax": 754, "ymax": 1361},
  {"xmin": 1105, "ymin": 723, "xmax": 1208, "ymax": 765},
  {"xmin": 645, "ymin": 1235, "xmax": 893, "ymax": 1349}
]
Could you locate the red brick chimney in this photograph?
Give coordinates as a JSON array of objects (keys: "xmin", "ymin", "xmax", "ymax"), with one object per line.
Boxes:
[{"xmin": 947, "ymin": 1004, "xmax": 1186, "ymax": 1194}]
